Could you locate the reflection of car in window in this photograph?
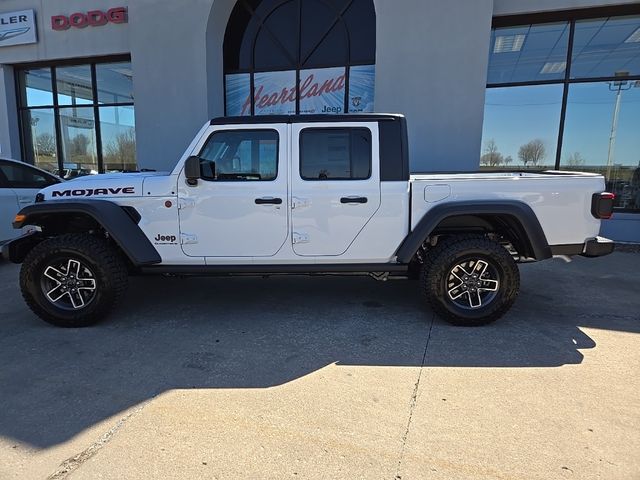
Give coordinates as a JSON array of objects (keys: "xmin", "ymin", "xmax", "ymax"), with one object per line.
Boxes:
[{"xmin": 53, "ymin": 168, "xmax": 95, "ymax": 180}]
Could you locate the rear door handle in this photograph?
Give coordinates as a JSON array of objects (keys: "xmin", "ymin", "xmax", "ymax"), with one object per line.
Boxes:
[
  {"xmin": 340, "ymin": 196, "xmax": 368, "ymax": 204},
  {"xmin": 255, "ymin": 197, "xmax": 283, "ymax": 205}
]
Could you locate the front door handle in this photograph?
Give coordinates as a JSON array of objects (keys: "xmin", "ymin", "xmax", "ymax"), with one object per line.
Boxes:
[
  {"xmin": 255, "ymin": 197, "xmax": 283, "ymax": 205},
  {"xmin": 340, "ymin": 196, "xmax": 368, "ymax": 204}
]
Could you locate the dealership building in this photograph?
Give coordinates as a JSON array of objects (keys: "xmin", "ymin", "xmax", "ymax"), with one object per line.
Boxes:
[{"xmin": 0, "ymin": 0, "xmax": 639, "ymax": 241}]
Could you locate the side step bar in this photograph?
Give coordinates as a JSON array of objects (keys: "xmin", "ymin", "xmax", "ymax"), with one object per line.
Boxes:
[{"xmin": 139, "ymin": 263, "xmax": 409, "ymax": 276}]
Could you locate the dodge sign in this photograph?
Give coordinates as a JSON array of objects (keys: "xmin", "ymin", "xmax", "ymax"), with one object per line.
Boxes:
[{"xmin": 0, "ymin": 10, "xmax": 37, "ymax": 47}]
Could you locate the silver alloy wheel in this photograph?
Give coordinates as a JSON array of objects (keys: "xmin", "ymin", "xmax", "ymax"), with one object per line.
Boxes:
[
  {"xmin": 40, "ymin": 258, "xmax": 97, "ymax": 310},
  {"xmin": 446, "ymin": 258, "xmax": 500, "ymax": 309}
]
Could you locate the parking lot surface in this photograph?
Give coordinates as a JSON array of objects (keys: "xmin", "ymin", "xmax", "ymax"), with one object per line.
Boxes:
[{"xmin": 0, "ymin": 252, "xmax": 638, "ymax": 480}]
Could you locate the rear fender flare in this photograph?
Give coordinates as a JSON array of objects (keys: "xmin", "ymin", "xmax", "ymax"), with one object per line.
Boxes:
[{"xmin": 395, "ymin": 200, "xmax": 552, "ymax": 263}]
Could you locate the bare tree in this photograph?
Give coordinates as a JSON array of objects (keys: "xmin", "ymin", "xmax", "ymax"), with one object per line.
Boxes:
[
  {"xmin": 503, "ymin": 155, "xmax": 513, "ymax": 167},
  {"xmin": 35, "ymin": 133, "xmax": 56, "ymax": 157},
  {"xmin": 70, "ymin": 134, "xmax": 90, "ymax": 157},
  {"xmin": 104, "ymin": 130, "xmax": 137, "ymax": 170},
  {"xmin": 480, "ymin": 139, "xmax": 504, "ymax": 167},
  {"xmin": 566, "ymin": 152, "xmax": 585, "ymax": 167},
  {"xmin": 518, "ymin": 139, "xmax": 546, "ymax": 168}
]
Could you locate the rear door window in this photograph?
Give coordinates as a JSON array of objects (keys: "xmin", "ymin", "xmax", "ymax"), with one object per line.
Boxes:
[{"xmin": 299, "ymin": 128, "xmax": 371, "ymax": 180}]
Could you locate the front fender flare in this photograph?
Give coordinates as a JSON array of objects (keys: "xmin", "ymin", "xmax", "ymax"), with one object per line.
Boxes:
[{"xmin": 8, "ymin": 200, "xmax": 161, "ymax": 266}]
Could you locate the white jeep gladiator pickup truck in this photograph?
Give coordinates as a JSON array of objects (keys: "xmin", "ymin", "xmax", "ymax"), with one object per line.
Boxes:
[{"xmin": 3, "ymin": 114, "xmax": 615, "ymax": 328}]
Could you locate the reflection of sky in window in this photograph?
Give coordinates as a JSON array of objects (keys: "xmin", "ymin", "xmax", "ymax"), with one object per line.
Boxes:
[
  {"xmin": 481, "ymin": 85, "xmax": 563, "ymax": 166},
  {"xmin": 562, "ymin": 82, "xmax": 640, "ymax": 167},
  {"xmin": 27, "ymin": 109, "xmax": 56, "ymax": 133},
  {"xmin": 482, "ymin": 82, "xmax": 640, "ymax": 168},
  {"xmin": 100, "ymin": 106, "xmax": 135, "ymax": 127},
  {"xmin": 26, "ymin": 87, "xmax": 53, "ymax": 107}
]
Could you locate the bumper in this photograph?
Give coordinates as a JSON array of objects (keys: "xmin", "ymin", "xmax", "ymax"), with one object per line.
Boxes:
[
  {"xmin": 550, "ymin": 236, "xmax": 615, "ymax": 258},
  {"xmin": 1, "ymin": 231, "xmax": 43, "ymax": 264},
  {"xmin": 582, "ymin": 236, "xmax": 615, "ymax": 257}
]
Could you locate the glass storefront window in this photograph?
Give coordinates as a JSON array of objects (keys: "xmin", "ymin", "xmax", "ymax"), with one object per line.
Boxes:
[
  {"xmin": 20, "ymin": 109, "xmax": 57, "ymax": 173},
  {"xmin": 561, "ymin": 81, "xmax": 640, "ymax": 211},
  {"xmin": 56, "ymin": 66, "xmax": 93, "ymax": 106},
  {"xmin": 100, "ymin": 106, "xmax": 137, "ymax": 172},
  {"xmin": 223, "ymin": 0, "xmax": 376, "ymax": 115},
  {"xmin": 572, "ymin": 16, "xmax": 640, "ymax": 79},
  {"xmin": 488, "ymin": 22, "xmax": 570, "ymax": 84},
  {"xmin": 483, "ymin": 12, "xmax": 640, "ymax": 213},
  {"xmin": 20, "ymin": 68, "xmax": 54, "ymax": 107},
  {"xmin": 96, "ymin": 62, "xmax": 134, "ymax": 104},
  {"xmin": 481, "ymin": 85, "xmax": 563, "ymax": 169},
  {"xmin": 58, "ymin": 107, "xmax": 98, "ymax": 177},
  {"xmin": 17, "ymin": 58, "xmax": 136, "ymax": 175}
]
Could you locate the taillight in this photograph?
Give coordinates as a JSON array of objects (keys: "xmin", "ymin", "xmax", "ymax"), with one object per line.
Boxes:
[{"xmin": 591, "ymin": 192, "xmax": 615, "ymax": 219}]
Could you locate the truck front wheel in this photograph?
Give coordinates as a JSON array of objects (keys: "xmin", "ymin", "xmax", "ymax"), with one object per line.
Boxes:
[
  {"xmin": 20, "ymin": 234, "xmax": 128, "ymax": 327},
  {"xmin": 421, "ymin": 236, "xmax": 520, "ymax": 326}
]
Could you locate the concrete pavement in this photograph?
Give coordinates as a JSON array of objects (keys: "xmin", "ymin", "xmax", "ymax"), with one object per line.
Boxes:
[{"xmin": 0, "ymin": 252, "xmax": 638, "ymax": 479}]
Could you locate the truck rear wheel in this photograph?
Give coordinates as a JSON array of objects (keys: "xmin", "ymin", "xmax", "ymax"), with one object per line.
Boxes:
[
  {"xmin": 420, "ymin": 236, "xmax": 519, "ymax": 326},
  {"xmin": 20, "ymin": 234, "xmax": 128, "ymax": 327}
]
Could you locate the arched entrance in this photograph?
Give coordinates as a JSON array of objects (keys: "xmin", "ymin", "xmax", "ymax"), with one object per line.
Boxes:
[{"xmin": 223, "ymin": 0, "xmax": 376, "ymax": 116}]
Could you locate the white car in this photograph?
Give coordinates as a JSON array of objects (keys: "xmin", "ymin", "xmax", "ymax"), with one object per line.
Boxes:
[{"xmin": 0, "ymin": 158, "xmax": 61, "ymax": 244}]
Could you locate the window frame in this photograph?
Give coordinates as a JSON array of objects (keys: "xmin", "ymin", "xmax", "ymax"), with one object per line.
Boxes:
[
  {"xmin": 223, "ymin": 0, "xmax": 376, "ymax": 116},
  {"xmin": 196, "ymin": 128, "xmax": 280, "ymax": 182},
  {"xmin": 487, "ymin": 5, "xmax": 640, "ymax": 213},
  {"xmin": 15, "ymin": 54, "xmax": 134, "ymax": 175},
  {"xmin": 299, "ymin": 126, "xmax": 372, "ymax": 181},
  {"xmin": 489, "ymin": 7, "xmax": 640, "ymax": 166}
]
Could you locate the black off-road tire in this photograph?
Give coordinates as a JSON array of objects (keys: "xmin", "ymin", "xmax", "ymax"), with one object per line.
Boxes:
[
  {"xmin": 420, "ymin": 235, "xmax": 520, "ymax": 326},
  {"xmin": 20, "ymin": 234, "xmax": 128, "ymax": 327}
]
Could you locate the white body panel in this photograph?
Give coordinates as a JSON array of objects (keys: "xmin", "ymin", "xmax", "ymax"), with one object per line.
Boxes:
[
  {"xmin": 177, "ymin": 124, "xmax": 289, "ymax": 258},
  {"xmin": 32, "ymin": 120, "xmax": 607, "ymax": 267},
  {"xmin": 410, "ymin": 172, "xmax": 604, "ymax": 246},
  {"xmin": 290, "ymin": 122, "xmax": 382, "ymax": 256}
]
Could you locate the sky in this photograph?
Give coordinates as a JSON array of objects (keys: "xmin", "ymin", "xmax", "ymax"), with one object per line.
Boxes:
[{"xmin": 481, "ymin": 81, "xmax": 640, "ymax": 170}]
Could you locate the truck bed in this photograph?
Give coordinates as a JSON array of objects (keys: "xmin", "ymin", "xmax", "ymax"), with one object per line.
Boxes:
[{"xmin": 409, "ymin": 170, "xmax": 605, "ymax": 247}]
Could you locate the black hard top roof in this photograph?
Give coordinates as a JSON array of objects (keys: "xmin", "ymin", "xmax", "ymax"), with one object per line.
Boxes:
[{"xmin": 210, "ymin": 113, "xmax": 405, "ymax": 125}]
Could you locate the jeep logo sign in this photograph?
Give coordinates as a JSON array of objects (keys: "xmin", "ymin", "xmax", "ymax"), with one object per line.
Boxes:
[
  {"xmin": 51, "ymin": 7, "xmax": 127, "ymax": 31},
  {"xmin": 0, "ymin": 10, "xmax": 37, "ymax": 47}
]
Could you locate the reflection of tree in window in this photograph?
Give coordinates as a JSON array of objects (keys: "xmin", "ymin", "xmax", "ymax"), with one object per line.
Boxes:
[
  {"xmin": 518, "ymin": 139, "xmax": 546, "ymax": 168},
  {"xmin": 565, "ymin": 152, "xmax": 585, "ymax": 167},
  {"xmin": 35, "ymin": 133, "xmax": 56, "ymax": 157},
  {"xmin": 70, "ymin": 134, "xmax": 90, "ymax": 158},
  {"xmin": 481, "ymin": 139, "xmax": 503, "ymax": 167},
  {"xmin": 104, "ymin": 130, "xmax": 136, "ymax": 171}
]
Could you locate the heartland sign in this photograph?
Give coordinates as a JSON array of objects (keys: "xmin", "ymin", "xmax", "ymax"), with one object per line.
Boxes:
[
  {"xmin": 0, "ymin": 10, "xmax": 37, "ymax": 47},
  {"xmin": 51, "ymin": 7, "xmax": 127, "ymax": 31}
]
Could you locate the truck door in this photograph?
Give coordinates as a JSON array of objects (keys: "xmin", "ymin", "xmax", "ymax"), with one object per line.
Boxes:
[
  {"xmin": 290, "ymin": 122, "xmax": 381, "ymax": 256},
  {"xmin": 177, "ymin": 125, "xmax": 288, "ymax": 257}
]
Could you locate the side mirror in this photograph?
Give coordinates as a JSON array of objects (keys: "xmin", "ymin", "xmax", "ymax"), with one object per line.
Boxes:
[{"xmin": 184, "ymin": 155, "xmax": 201, "ymax": 186}]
